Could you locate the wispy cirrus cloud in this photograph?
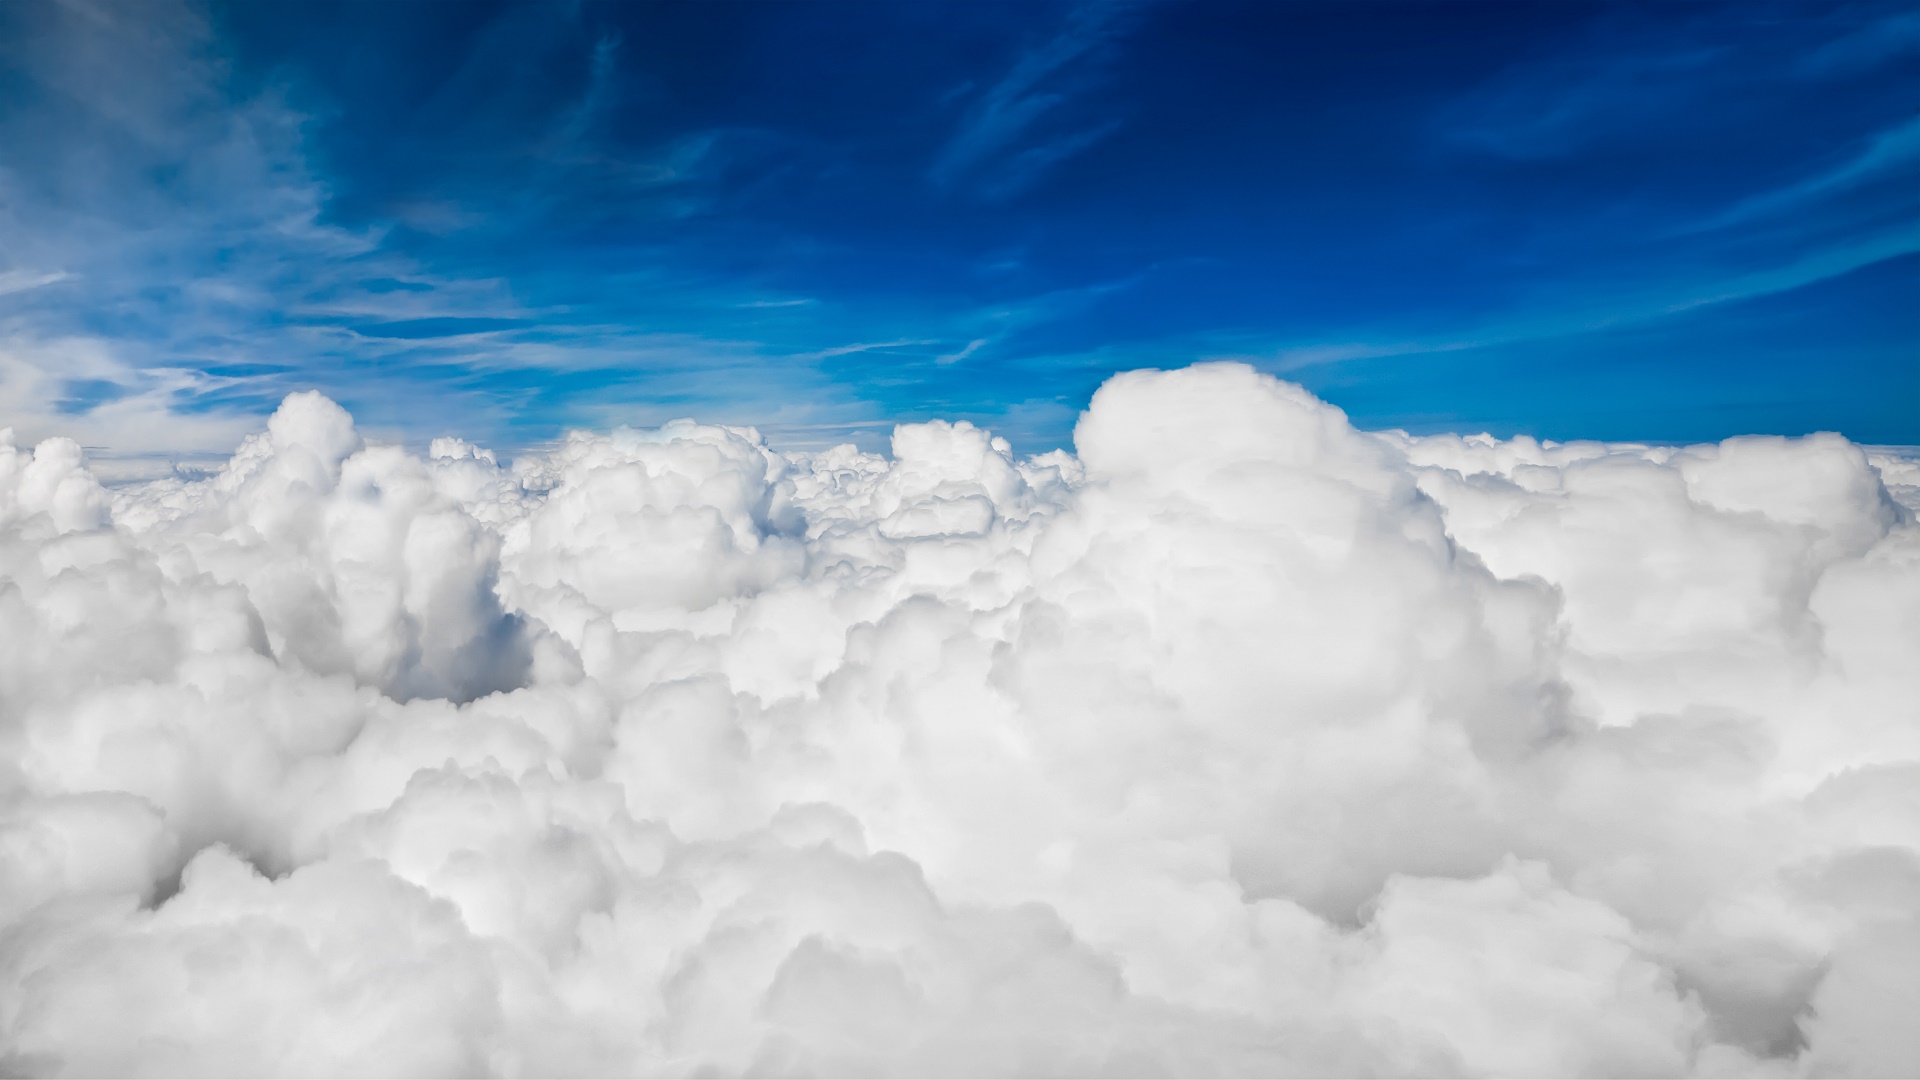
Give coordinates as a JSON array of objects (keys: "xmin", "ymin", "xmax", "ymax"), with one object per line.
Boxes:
[
  {"xmin": 1796, "ymin": 7, "xmax": 1920, "ymax": 77},
  {"xmin": 1438, "ymin": 37, "xmax": 1729, "ymax": 160},
  {"xmin": 0, "ymin": 2, "xmax": 856, "ymax": 460},
  {"xmin": 796, "ymin": 339, "xmax": 940, "ymax": 361},
  {"xmin": 1261, "ymin": 224, "xmax": 1916, "ymax": 380},
  {"xmin": 2, "ymin": 0, "xmax": 1910, "ymax": 462},
  {"xmin": 1688, "ymin": 113, "xmax": 1920, "ymax": 232},
  {"xmin": 736, "ymin": 298, "xmax": 818, "ymax": 310},
  {"xmin": 936, "ymin": 338, "xmax": 989, "ymax": 366},
  {"xmin": 930, "ymin": 2, "xmax": 1144, "ymax": 201},
  {"xmin": 0, "ymin": 0, "xmax": 375, "ymax": 453},
  {"xmin": 0, "ymin": 270, "xmax": 74, "ymax": 297}
]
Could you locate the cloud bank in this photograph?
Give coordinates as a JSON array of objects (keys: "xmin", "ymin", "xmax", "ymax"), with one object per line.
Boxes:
[{"xmin": 2, "ymin": 364, "xmax": 1916, "ymax": 1076}]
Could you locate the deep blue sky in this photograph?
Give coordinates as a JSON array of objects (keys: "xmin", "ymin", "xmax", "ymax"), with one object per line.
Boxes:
[{"xmin": 0, "ymin": 1, "xmax": 1914, "ymax": 459}]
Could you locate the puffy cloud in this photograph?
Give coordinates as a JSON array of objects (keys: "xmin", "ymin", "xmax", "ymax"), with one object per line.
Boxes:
[{"xmin": 1, "ymin": 363, "xmax": 1916, "ymax": 1076}]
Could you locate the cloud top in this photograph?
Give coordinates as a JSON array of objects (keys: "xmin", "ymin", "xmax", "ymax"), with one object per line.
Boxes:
[{"xmin": 2, "ymin": 363, "xmax": 1917, "ymax": 1076}]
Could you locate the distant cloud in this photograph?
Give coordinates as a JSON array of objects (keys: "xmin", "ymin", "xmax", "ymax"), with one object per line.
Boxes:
[
  {"xmin": 353, "ymin": 317, "xmax": 535, "ymax": 340},
  {"xmin": 936, "ymin": 338, "xmax": 989, "ymax": 365},
  {"xmin": 737, "ymin": 298, "xmax": 818, "ymax": 309},
  {"xmin": 798, "ymin": 339, "xmax": 940, "ymax": 360},
  {"xmin": 386, "ymin": 199, "xmax": 485, "ymax": 236},
  {"xmin": 1268, "ymin": 340, "xmax": 1472, "ymax": 371},
  {"xmin": 360, "ymin": 278, "xmax": 436, "ymax": 295}
]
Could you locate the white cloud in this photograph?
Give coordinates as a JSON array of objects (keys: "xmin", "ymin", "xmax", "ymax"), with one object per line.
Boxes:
[
  {"xmin": 0, "ymin": 270, "xmax": 73, "ymax": 297},
  {"xmin": 1, "ymin": 362, "xmax": 1916, "ymax": 1075}
]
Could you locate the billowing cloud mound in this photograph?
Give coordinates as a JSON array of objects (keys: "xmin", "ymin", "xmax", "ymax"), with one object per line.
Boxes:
[{"xmin": 3, "ymin": 364, "xmax": 1917, "ymax": 1076}]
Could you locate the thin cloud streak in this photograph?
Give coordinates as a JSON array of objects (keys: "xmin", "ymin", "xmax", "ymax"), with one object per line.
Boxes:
[
  {"xmin": 1687, "ymin": 114, "xmax": 1920, "ymax": 233},
  {"xmin": 929, "ymin": 2, "xmax": 1142, "ymax": 200}
]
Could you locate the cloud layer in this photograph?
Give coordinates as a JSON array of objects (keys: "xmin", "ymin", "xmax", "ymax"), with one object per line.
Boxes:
[{"xmin": 2, "ymin": 364, "xmax": 1917, "ymax": 1076}]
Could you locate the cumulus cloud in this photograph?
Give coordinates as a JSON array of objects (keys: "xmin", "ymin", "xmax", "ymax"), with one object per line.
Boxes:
[{"xmin": 2, "ymin": 363, "xmax": 1917, "ymax": 1076}]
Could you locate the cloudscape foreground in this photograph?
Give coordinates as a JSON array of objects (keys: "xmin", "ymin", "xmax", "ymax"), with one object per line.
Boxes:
[{"xmin": 2, "ymin": 363, "xmax": 1917, "ymax": 1075}]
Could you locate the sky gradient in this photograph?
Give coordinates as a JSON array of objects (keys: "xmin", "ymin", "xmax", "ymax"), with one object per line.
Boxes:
[{"xmin": 0, "ymin": 0, "xmax": 1914, "ymax": 465}]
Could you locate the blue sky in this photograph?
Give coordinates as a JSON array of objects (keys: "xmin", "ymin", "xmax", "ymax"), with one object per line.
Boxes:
[{"xmin": 0, "ymin": 0, "xmax": 1914, "ymax": 461}]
